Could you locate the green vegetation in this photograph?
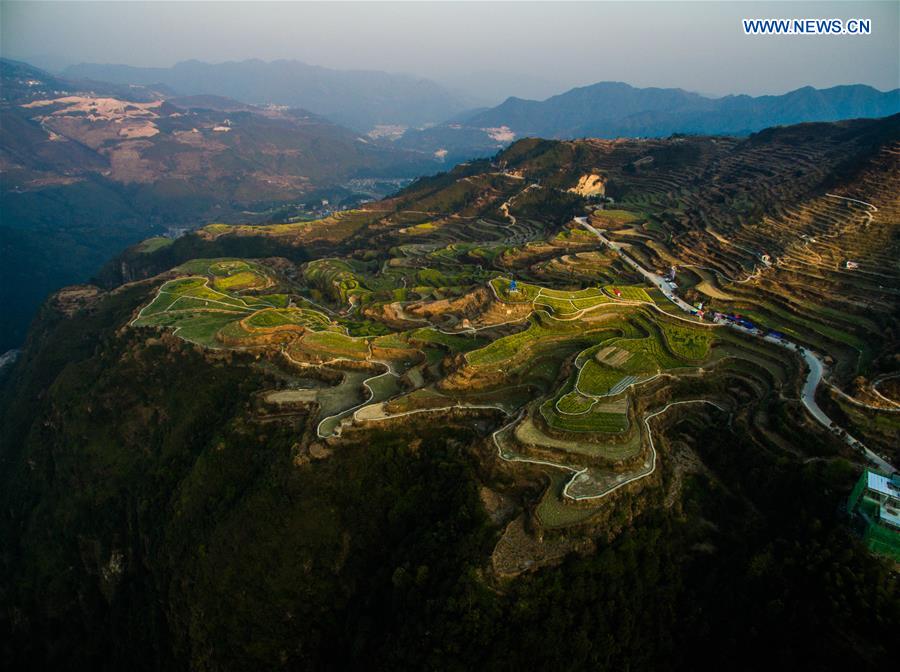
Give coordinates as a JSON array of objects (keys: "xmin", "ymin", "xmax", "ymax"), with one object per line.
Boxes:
[
  {"xmin": 371, "ymin": 333, "xmax": 412, "ymax": 350},
  {"xmin": 536, "ymin": 472, "xmax": 604, "ymax": 527},
  {"xmin": 660, "ymin": 322, "xmax": 713, "ymax": 361},
  {"xmin": 139, "ymin": 277, "xmax": 261, "ymax": 313},
  {"xmin": 304, "ymin": 258, "xmax": 372, "ymax": 305},
  {"xmin": 571, "ymin": 322, "xmax": 706, "ymax": 398},
  {"xmin": 136, "ymin": 236, "xmax": 173, "ymax": 254},
  {"xmin": 410, "ymin": 328, "xmax": 488, "ymax": 353},
  {"xmin": 201, "ymin": 210, "xmax": 381, "ymax": 243},
  {"xmin": 212, "ymin": 270, "xmax": 264, "ymax": 291},
  {"xmin": 540, "ymin": 396, "xmax": 630, "ymax": 433},
  {"xmin": 556, "ymin": 390, "xmax": 596, "ymax": 414},
  {"xmin": 133, "ymin": 264, "xmax": 335, "ymax": 349},
  {"xmin": 255, "ymin": 294, "xmax": 290, "ymax": 308},
  {"xmin": 244, "ymin": 307, "xmax": 332, "ymax": 331},
  {"xmin": 593, "ymin": 209, "xmax": 640, "ymax": 223},
  {"xmin": 465, "ymin": 316, "xmax": 583, "ymax": 366},
  {"xmin": 403, "ymin": 222, "xmax": 437, "ymax": 233},
  {"xmin": 606, "ymin": 285, "xmax": 653, "ymax": 302},
  {"xmin": 300, "ymin": 330, "xmax": 369, "ymax": 359},
  {"xmin": 490, "ymin": 276, "xmax": 541, "ymax": 302}
]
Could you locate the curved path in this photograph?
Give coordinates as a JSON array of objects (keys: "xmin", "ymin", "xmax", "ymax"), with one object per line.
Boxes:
[
  {"xmin": 279, "ymin": 347, "xmax": 403, "ymax": 439},
  {"xmin": 825, "ymin": 193, "xmax": 878, "ymax": 222},
  {"xmin": 494, "ymin": 400, "xmax": 727, "ymax": 502},
  {"xmin": 499, "ymin": 183, "xmax": 541, "ymax": 227},
  {"xmin": 871, "ymin": 373, "xmax": 900, "ymax": 409},
  {"xmin": 578, "ymin": 215, "xmax": 895, "ymax": 474},
  {"xmin": 313, "ymin": 359, "xmax": 401, "ymax": 439},
  {"xmin": 355, "ymin": 400, "xmax": 508, "ymax": 423},
  {"xmin": 129, "ymin": 275, "xmax": 278, "ymax": 328}
]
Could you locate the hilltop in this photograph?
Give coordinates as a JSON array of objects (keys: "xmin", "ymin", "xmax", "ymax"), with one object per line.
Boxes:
[{"xmin": 2, "ymin": 115, "xmax": 898, "ymax": 670}]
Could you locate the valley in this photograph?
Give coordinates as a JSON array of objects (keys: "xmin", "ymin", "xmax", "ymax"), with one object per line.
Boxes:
[{"xmin": 0, "ymin": 58, "xmax": 439, "ymax": 352}]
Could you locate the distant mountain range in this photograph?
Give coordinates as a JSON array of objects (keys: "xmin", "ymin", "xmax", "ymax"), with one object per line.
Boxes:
[
  {"xmin": 59, "ymin": 61, "xmax": 900, "ymax": 162},
  {"xmin": 397, "ymin": 81, "xmax": 900, "ymax": 162},
  {"xmin": 63, "ymin": 59, "xmax": 476, "ymax": 131}
]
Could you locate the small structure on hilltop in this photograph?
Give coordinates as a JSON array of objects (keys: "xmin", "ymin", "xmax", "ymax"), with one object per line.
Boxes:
[
  {"xmin": 567, "ymin": 173, "xmax": 606, "ymax": 198},
  {"xmin": 759, "ymin": 252, "xmax": 772, "ymax": 266},
  {"xmin": 508, "ymin": 279, "xmax": 519, "ymax": 296},
  {"xmin": 845, "ymin": 260, "xmax": 860, "ymax": 270},
  {"xmin": 848, "ymin": 469, "xmax": 900, "ymax": 561}
]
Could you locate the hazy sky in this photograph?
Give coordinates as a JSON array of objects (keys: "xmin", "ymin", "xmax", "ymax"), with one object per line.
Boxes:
[{"xmin": 2, "ymin": 1, "xmax": 898, "ymax": 102}]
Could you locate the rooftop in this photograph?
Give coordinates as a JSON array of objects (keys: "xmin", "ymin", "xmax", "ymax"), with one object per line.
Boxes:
[{"xmin": 867, "ymin": 471, "xmax": 900, "ymax": 500}]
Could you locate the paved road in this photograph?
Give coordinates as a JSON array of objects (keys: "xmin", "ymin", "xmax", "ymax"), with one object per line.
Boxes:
[
  {"xmin": 578, "ymin": 216, "xmax": 896, "ymax": 474},
  {"xmin": 578, "ymin": 217, "xmax": 700, "ymax": 315}
]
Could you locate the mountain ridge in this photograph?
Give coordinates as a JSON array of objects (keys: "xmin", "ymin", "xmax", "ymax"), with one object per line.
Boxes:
[
  {"xmin": 399, "ymin": 81, "xmax": 900, "ymax": 161},
  {"xmin": 63, "ymin": 58, "xmax": 477, "ymax": 131}
]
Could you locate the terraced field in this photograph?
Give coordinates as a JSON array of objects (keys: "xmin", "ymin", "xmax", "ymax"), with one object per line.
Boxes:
[
  {"xmin": 244, "ymin": 307, "xmax": 333, "ymax": 330},
  {"xmin": 409, "ymin": 327, "xmax": 488, "ymax": 353},
  {"xmin": 129, "ymin": 232, "xmax": 857, "ymax": 524},
  {"xmin": 303, "ymin": 258, "xmax": 372, "ymax": 305},
  {"xmin": 589, "ymin": 127, "xmax": 898, "ymax": 390},
  {"xmin": 127, "ymin": 118, "xmax": 898, "ymax": 546},
  {"xmin": 199, "ymin": 209, "xmax": 382, "ymax": 244},
  {"xmin": 133, "ymin": 272, "xmax": 283, "ymax": 345}
]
